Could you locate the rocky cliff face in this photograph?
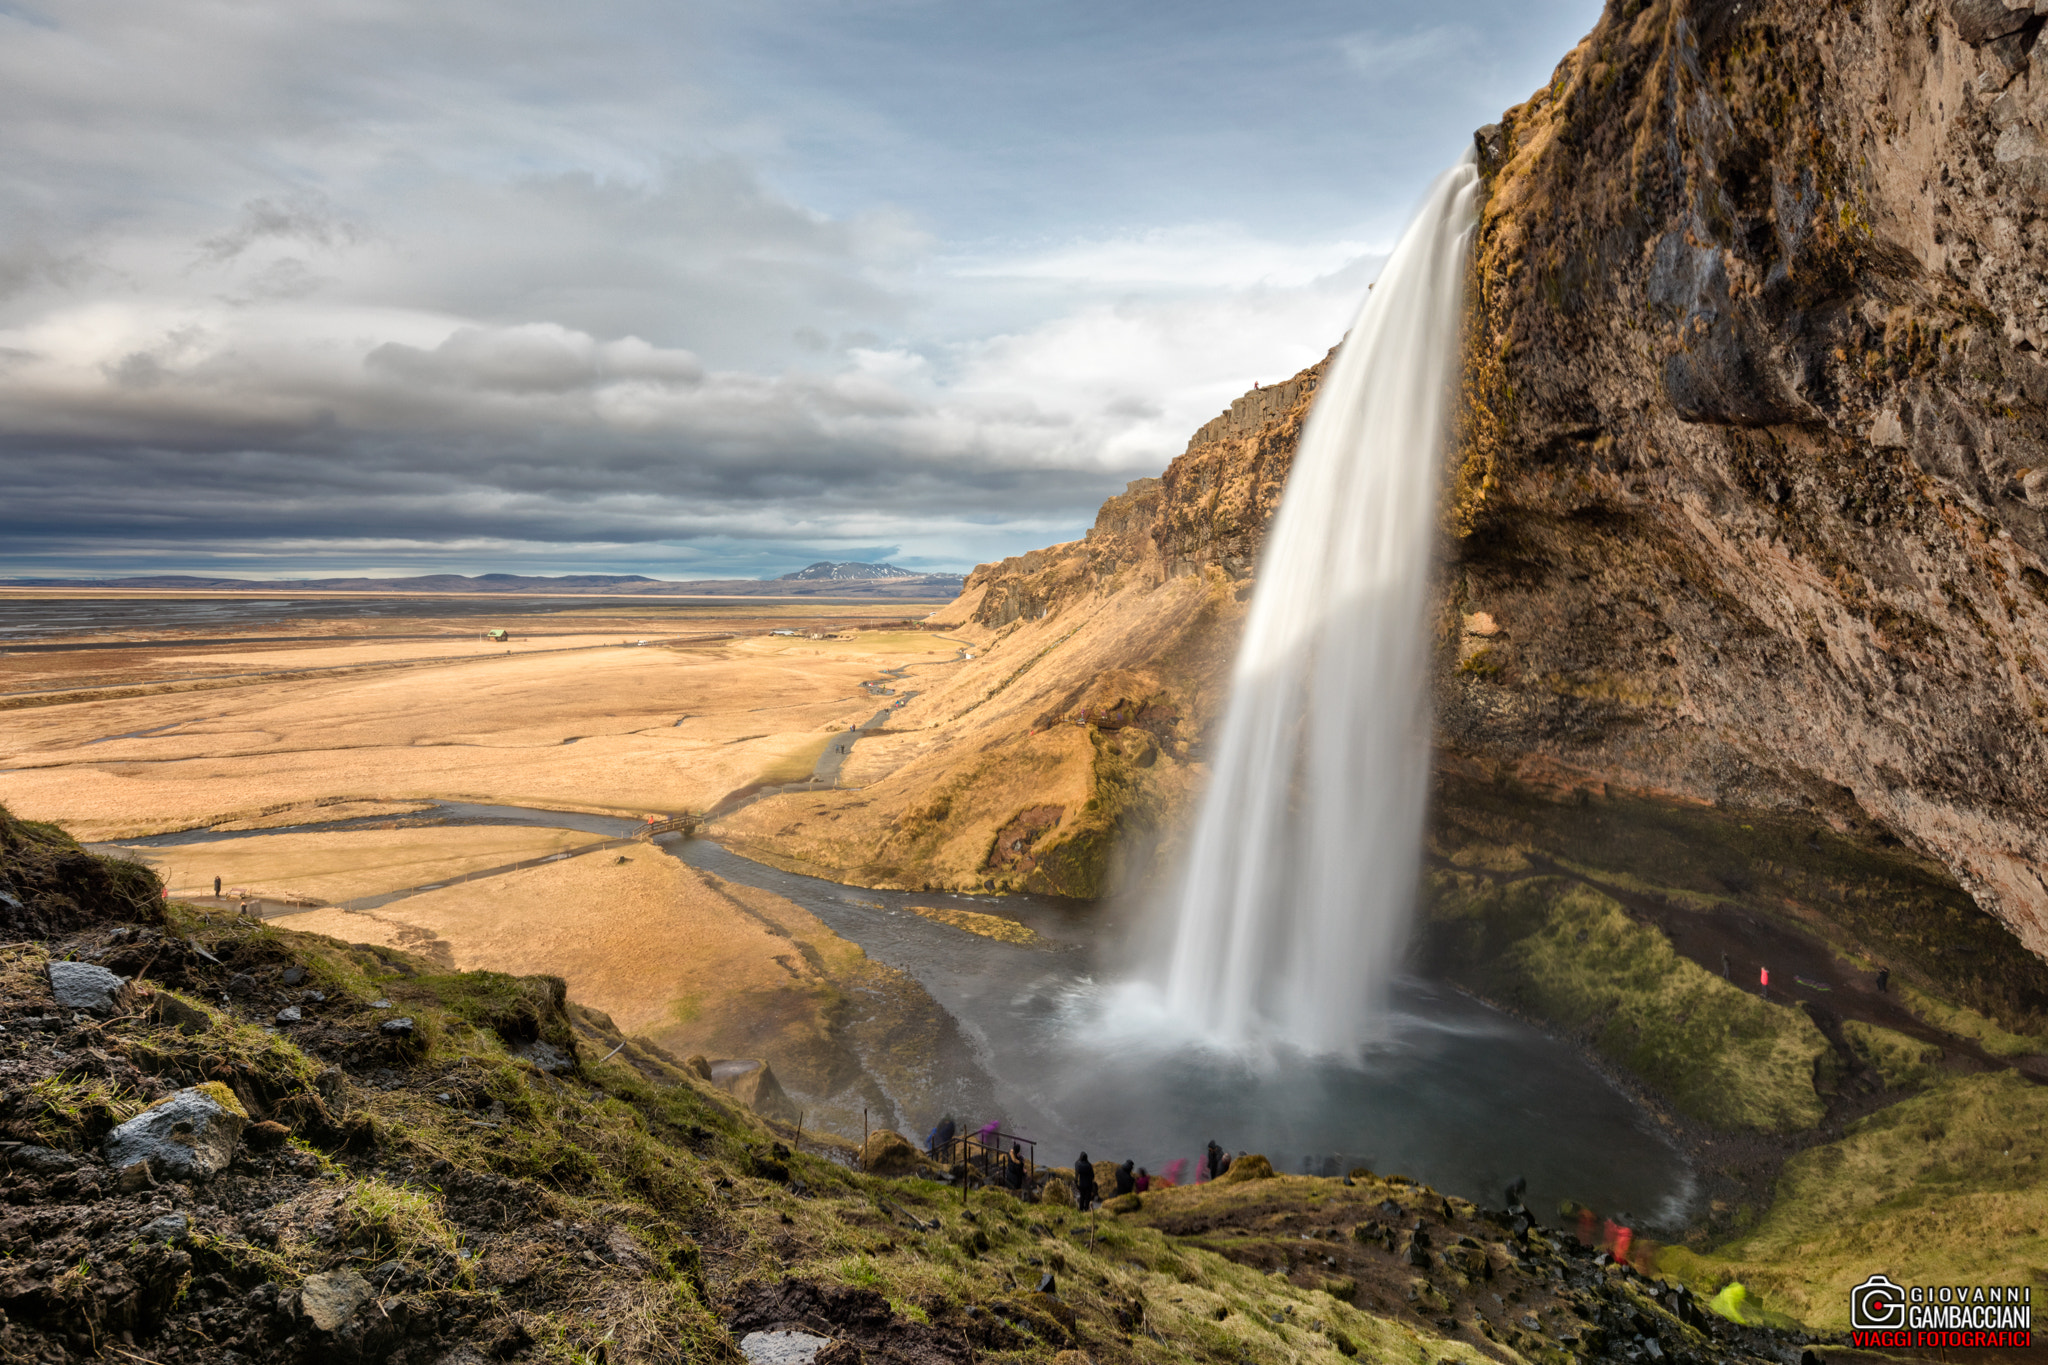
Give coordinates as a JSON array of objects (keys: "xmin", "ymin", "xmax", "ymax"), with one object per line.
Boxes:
[
  {"xmin": 725, "ymin": 0, "xmax": 2048, "ymax": 993},
  {"xmin": 1446, "ymin": 0, "xmax": 2048, "ymax": 960}
]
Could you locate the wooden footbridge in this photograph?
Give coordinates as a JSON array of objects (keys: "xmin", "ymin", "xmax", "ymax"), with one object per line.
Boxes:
[{"xmin": 634, "ymin": 813, "xmax": 701, "ymax": 841}]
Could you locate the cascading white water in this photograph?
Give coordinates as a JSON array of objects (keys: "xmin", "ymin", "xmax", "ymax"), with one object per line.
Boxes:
[{"xmin": 1156, "ymin": 154, "xmax": 1481, "ymax": 1054}]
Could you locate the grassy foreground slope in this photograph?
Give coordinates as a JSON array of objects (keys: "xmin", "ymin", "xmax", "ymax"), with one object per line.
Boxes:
[{"xmin": 0, "ymin": 804, "xmax": 1812, "ymax": 1364}]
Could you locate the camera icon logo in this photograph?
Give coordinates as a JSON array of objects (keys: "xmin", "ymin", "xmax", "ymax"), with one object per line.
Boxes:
[{"xmin": 1850, "ymin": 1274, "xmax": 1908, "ymax": 1331}]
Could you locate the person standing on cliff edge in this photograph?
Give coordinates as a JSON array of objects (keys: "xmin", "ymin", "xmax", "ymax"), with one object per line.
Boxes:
[
  {"xmin": 1074, "ymin": 1152, "xmax": 1097, "ymax": 1209},
  {"xmin": 214, "ymin": 875, "xmax": 222, "ymax": 898}
]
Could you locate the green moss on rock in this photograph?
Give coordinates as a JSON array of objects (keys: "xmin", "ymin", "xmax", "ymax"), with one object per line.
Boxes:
[{"xmin": 1434, "ymin": 876, "xmax": 1830, "ymax": 1132}]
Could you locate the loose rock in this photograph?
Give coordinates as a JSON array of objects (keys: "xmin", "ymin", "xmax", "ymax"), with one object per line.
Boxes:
[
  {"xmin": 104, "ymin": 1083, "xmax": 249, "ymax": 1180},
  {"xmin": 298, "ymin": 1268, "xmax": 372, "ymax": 1332},
  {"xmin": 739, "ymin": 1330, "xmax": 837, "ymax": 1364},
  {"xmin": 379, "ymin": 1016, "xmax": 415, "ymax": 1038},
  {"xmin": 276, "ymin": 1005, "xmax": 302, "ymax": 1024},
  {"xmin": 46, "ymin": 960, "xmax": 126, "ymax": 1014},
  {"xmin": 245, "ymin": 1120, "xmax": 290, "ymax": 1151}
]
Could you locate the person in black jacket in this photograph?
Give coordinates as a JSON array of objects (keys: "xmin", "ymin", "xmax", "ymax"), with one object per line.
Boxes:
[
  {"xmin": 1004, "ymin": 1141, "xmax": 1026, "ymax": 1190},
  {"xmin": 1073, "ymin": 1152, "xmax": 1097, "ymax": 1209},
  {"xmin": 927, "ymin": 1114, "xmax": 956, "ymax": 1160},
  {"xmin": 1205, "ymin": 1139, "xmax": 1223, "ymax": 1183},
  {"xmin": 1113, "ymin": 1159, "xmax": 1136, "ymax": 1197}
]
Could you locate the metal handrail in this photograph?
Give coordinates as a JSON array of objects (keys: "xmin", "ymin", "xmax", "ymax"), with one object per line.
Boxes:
[{"xmin": 934, "ymin": 1130, "xmax": 1036, "ymax": 1185}]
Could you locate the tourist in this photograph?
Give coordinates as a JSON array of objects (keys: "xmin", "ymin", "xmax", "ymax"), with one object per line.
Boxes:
[
  {"xmin": 1005, "ymin": 1141, "xmax": 1026, "ymax": 1190},
  {"xmin": 1720, "ymin": 951, "xmax": 1731, "ymax": 980},
  {"xmin": 1073, "ymin": 1152, "xmax": 1097, "ymax": 1209},
  {"xmin": 1760, "ymin": 966, "xmax": 1770, "ymax": 1000},
  {"xmin": 1876, "ymin": 966, "xmax": 1890, "ymax": 993},
  {"xmin": 1134, "ymin": 1167, "xmax": 1151, "ymax": 1193},
  {"xmin": 213, "ymin": 875, "xmax": 222, "ymax": 898},
  {"xmin": 1114, "ymin": 1159, "xmax": 1136, "ymax": 1197},
  {"xmin": 928, "ymin": 1113, "xmax": 956, "ymax": 1160},
  {"xmin": 1205, "ymin": 1139, "xmax": 1223, "ymax": 1182}
]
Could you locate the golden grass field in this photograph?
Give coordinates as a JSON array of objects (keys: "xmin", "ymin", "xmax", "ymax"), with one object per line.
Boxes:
[
  {"xmin": 0, "ymin": 610, "xmax": 968, "ymax": 840},
  {"xmin": 116, "ymin": 824, "xmax": 609, "ymax": 904},
  {"xmin": 0, "ymin": 592, "xmax": 973, "ymax": 1134}
]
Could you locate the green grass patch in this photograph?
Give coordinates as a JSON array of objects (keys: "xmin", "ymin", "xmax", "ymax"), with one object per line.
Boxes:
[
  {"xmin": 1894, "ymin": 982, "xmax": 2048, "ymax": 1059},
  {"xmin": 27, "ymin": 1074, "xmax": 145, "ymax": 1147},
  {"xmin": 337, "ymin": 1178, "xmax": 463, "ymax": 1264},
  {"xmin": 1841, "ymin": 1020, "xmax": 1944, "ymax": 1092},
  {"xmin": 1658, "ymin": 1072, "xmax": 2048, "ymax": 1329},
  {"xmin": 1440, "ymin": 877, "xmax": 1830, "ymax": 1131},
  {"xmin": 393, "ymin": 970, "xmax": 575, "ymax": 1053}
]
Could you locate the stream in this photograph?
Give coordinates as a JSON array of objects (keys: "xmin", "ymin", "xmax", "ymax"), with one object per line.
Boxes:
[{"xmin": 102, "ymin": 799, "xmax": 1697, "ymax": 1228}]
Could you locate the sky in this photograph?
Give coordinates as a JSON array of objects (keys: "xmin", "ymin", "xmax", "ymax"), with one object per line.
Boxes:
[{"xmin": 0, "ymin": 0, "xmax": 1603, "ymax": 581}]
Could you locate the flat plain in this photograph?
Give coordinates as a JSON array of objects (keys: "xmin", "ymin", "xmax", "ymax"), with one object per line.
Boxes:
[{"xmin": 0, "ymin": 590, "xmax": 979, "ymax": 1133}]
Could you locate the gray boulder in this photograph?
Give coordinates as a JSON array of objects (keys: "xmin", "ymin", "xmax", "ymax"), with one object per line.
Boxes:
[
  {"xmin": 104, "ymin": 1085, "xmax": 249, "ymax": 1180},
  {"xmin": 298, "ymin": 1269, "xmax": 372, "ymax": 1332},
  {"xmin": 739, "ymin": 1331, "xmax": 837, "ymax": 1365},
  {"xmin": 47, "ymin": 960, "xmax": 127, "ymax": 1014}
]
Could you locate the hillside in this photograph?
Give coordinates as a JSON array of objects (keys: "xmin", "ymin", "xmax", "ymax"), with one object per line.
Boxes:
[
  {"xmin": 0, "ymin": 806, "xmax": 1821, "ymax": 1365},
  {"xmin": 714, "ymin": 366, "xmax": 1330, "ymax": 899}
]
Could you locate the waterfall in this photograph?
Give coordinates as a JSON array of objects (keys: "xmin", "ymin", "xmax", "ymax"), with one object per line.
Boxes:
[{"xmin": 1157, "ymin": 155, "xmax": 1480, "ymax": 1054}]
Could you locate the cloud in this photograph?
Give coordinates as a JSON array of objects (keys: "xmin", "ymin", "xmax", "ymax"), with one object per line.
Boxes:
[
  {"xmin": 196, "ymin": 191, "xmax": 367, "ymax": 264},
  {"xmin": 1339, "ymin": 25, "xmax": 1482, "ymax": 81},
  {"xmin": 365, "ymin": 326, "xmax": 705, "ymax": 394},
  {"xmin": 0, "ymin": 0, "xmax": 1605, "ymax": 578}
]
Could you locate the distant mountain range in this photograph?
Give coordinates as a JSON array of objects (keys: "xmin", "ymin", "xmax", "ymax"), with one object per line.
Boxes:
[
  {"xmin": 0, "ymin": 565, "xmax": 966, "ymax": 599},
  {"xmin": 777, "ymin": 561, "xmax": 931, "ymax": 582}
]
